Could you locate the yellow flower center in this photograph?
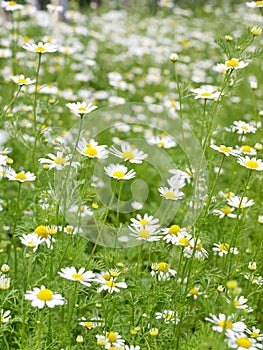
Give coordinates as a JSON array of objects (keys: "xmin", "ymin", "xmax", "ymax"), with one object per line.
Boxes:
[
  {"xmin": 219, "ymin": 146, "xmax": 231, "ymax": 153},
  {"xmin": 196, "ymin": 242, "xmax": 203, "ymax": 250},
  {"xmin": 178, "ymin": 237, "xmax": 189, "ymax": 247},
  {"xmin": 241, "ymin": 125, "xmax": 249, "ymax": 131},
  {"xmin": 103, "ymin": 273, "xmax": 111, "ymax": 281},
  {"xmin": 66, "ymin": 227, "xmax": 73, "ymax": 233},
  {"xmin": 110, "ymin": 271, "xmax": 119, "ymax": 277},
  {"xmin": 107, "ymin": 332, "xmax": 117, "ymax": 343},
  {"xmin": 85, "ymin": 147, "xmax": 98, "ymax": 157},
  {"xmin": 164, "ymin": 191, "xmax": 176, "ymax": 199},
  {"xmin": 35, "ymin": 46, "xmax": 46, "ymax": 53},
  {"xmin": 225, "ymin": 192, "xmax": 233, "ymax": 198},
  {"xmin": 200, "ymin": 92, "xmax": 212, "ymax": 97},
  {"xmin": 221, "ymin": 207, "xmax": 232, "ymax": 214},
  {"xmin": 236, "ymin": 337, "xmax": 252, "ymax": 348},
  {"xmin": 105, "ymin": 281, "xmax": 116, "ymax": 288},
  {"xmin": 233, "ymin": 300, "xmax": 240, "ymax": 307},
  {"xmin": 189, "ymin": 288, "xmax": 199, "ymax": 295},
  {"xmin": 34, "ymin": 225, "xmax": 48, "ymax": 238},
  {"xmin": 17, "ymin": 78, "xmax": 28, "ymax": 84},
  {"xmin": 37, "ymin": 288, "xmax": 53, "ymax": 301},
  {"xmin": 256, "ymin": 1, "xmax": 263, "ymax": 6},
  {"xmin": 54, "ymin": 157, "xmax": 66, "ymax": 165},
  {"xmin": 47, "ymin": 227, "xmax": 57, "ymax": 235},
  {"xmin": 138, "ymin": 230, "xmax": 151, "ymax": 239},
  {"xmin": 219, "ymin": 243, "xmax": 230, "ymax": 251},
  {"xmin": 226, "ymin": 59, "xmax": 239, "ymax": 67},
  {"xmin": 140, "ymin": 219, "xmax": 150, "ymax": 225},
  {"xmin": 71, "ymin": 273, "xmax": 83, "ymax": 280},
  {"xmin": 15, "ymin": 172, "xmax": 27, "ymax": 181},
  {"xmin": 218, "ymin": 320, "xmax": 233, "ymax": 329},
  {"xmin": 9, "ymin": 1, "xmax": 17, "ymax": 6},
  {"xmin": 84, "ymin": 321, "xmax": 94, "ymax": 328},
  {"xmin": 241, "ymin": 145, "xmax": 251, "ymax": 153},
  {"xmin": 112, "ymin": 171, "xmax": 125, "ymax": 179},
  {"xmin": 77, "ymin": 107, "xmax": 87, "ymax": 112},
  {"xmin": 166, "ymin": 313, "xmax": 173, "ymax": 319},
  {"xmin": 158, "ymin": 141, "xmax": 165, "ymax": 148},
  {"xmin": 251, "ymin": 331, "xmax": 259, "ymax": 338},
  {"xmin": 245, "ymin": 160, "xmax": 259, "ymax": 169},
  {"xmin": 168, "ymin": 225, "xmax": 181, "ymax": 235},
  {"xmin": 158, "ymin": 262, "xmax": 168, "ymax": 272},
  {"xmin": 122, "ymin": 151, "xmax": 134, "ymax": 160},
  {"xmin": 27, "ymin": 241, "xmax": 36, "ymax": 248}
]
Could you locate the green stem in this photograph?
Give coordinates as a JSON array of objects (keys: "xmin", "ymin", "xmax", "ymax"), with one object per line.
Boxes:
[
  {"xmin": 200, "ymin": 98, "xmax": 207, "ymax": 147},
  {"xmin": 173, "ymin": 63, "xmax": 184, "ymax": 139},
  {"xmin": 13, "ymin": 182, "xmax": 22, "ymax": 279},
  {"xmin": 1, "ymin": 86, "xmax": 22, "ymax": 119},
  {"xmin": 66, "ymin": 283, "xmax": 78, "ymax": 342},
  {"xmin": 116, "ymin": 180, "xmax": 124, "ymax": 226},
  {"xmin": 32, "ymin": 53, "xmax": 42, "ymax": 168},
  {"xmin": 37, "ymin": 309, "xmax": 44, "ymax": 349}
]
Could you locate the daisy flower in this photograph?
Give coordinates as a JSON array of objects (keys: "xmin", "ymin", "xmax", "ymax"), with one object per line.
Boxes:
[
  {"xmin": 217, "ymin": 58, "xmax": 249, "ymax": 71},
  {"xmin": 158, "ymin": 186, "xmax": 184, "ymax": 200},
  {"xmin": 212, "ymin": 206, "xmax": 237, "ymax": 218},
  {"xmin": 231, "ymin": 121, "xmax": 257, "ymax": 134},
  {"xmin": 226, "ymin": 330, "xmax": 263, "ymax": 350},
  {"xmin": 155, "ymin": 310, "xmax": 179, "ymax": 324},
  {"xmin": 205, "ymin": 313, "xmax": 246, "ymax": 333},
  {"xmin": 129, "ymin": 213, "xmax": 160, "ymax": 229},
  {"xmin": 60, "ymin": 225, "xmax": 82, "ymax": 235},
  {"xmin": 0, "ymin": 309, "xmax": 11, "ymax": 323},
  {"xmin": 150, "ymin": 262, "xmax": 177, "ymax": 281},
  {"xmin": 210, "ymin": 144, "xmax": 238, "ymax": 157},
  {"xmin": 227, "ymin": 195, "xmax": 254, "ymax": 209},
  {"xmin": 1, "ymin": 1, "xmax": 23, "ymax": 11},
  {"xmin": 5, "ymin": 170, "xmax": 36, "ymax": 182},
  {"xmin": 0, "ymin": 274, "xmax": 10, "ymax": 290},
  {"xmin": 246, "ymin": 1, "xmax": 263, "ymax": 8},
  {"xmin": 147, "ymin": 134, "xmax": 177, "ymax": 149},
  {"xmin": 96, "ymin": 332, "xmax": 125, "ymax": 349},
  {"xmin": 11, "ymin": 74, "xmax": 35, "ymax": 86},
  {"xmin": 232, "ymin": 296, "xmax": 250, "ymax": 310},
  {"xmin": 68, "ymin": 204, "xmax": 93, "ymax": 217},
  {"xmin": 161, "ymin": 224, "xmax": 189, "ymax": 245},
  {"xmin": 247, "ymin": 327, "xmax": 263, "ymax": 342},
  {"xmin": 38, "ymin": 151, "xmax": 76, "ymax": 170},
  {"xmin": 191, "ymin": 85, "xmax": 221, "ymax": 100},
  {"xmin": 77, "ymin": 138, "xmax": 108, "ymax": 159},
  {"xmin": 25, "ymin": 286, "xmax": 64, "ymax": 309},
  {"xmin": 184, "ymin": 237, "xmax": 209, "ymax": 259},
  {"xmin": 110, "ymin": 143, "xmax": 148, "ymax": 164},
  {"xmin": 212, "ymin": 242, "xmax": 239, "ymax": 256},
  {"xmin": 79, "ymin": 317, "xmax": 104, "ymax": 329},
  {"xmin": 23, "ymin": 41, "xmax": 58, "ymax": 54},
  {"xmin": 237, "ymin": 145, "xmax": 257, "ymax": 156},
  {"xmin": 187, "ymin": 287, "xmax": 203, "ymax": 299},
  {"xmin": 104, "ymin": 164, "xmax": 136, "ymax": 180},
  {"xmin": 237, "ymin": 156, "xmax": 263, "ymax": 171},
  {"xmin": 19, "ymin": 233, "xmax": 45, "ymax": 252},
  {"xmin": 58, "ymin": 267, "xmax": 95, "ymax": 287},
  {"xmin": 66, "ymin": 102, "xmax": 97, "ymax": 116},
  {"xmin": 129, "ymin": 225, "xmax": 161, "ymax": 242},
  {"xmin": 33, "ymin": 225, "xmax": 55, "ymax": 249},
  {"xmin": 96, "ymin": 278, "xmax": 127, "ymax": 294}
]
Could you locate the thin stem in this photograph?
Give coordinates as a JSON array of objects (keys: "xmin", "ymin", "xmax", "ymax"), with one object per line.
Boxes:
[
  {"xmin": 1, "ymin": 86, "xmax": 22, "ymax": 119},
  {"xmin": 200, "ymin": 98, "xmax": 207, "ymax": 147},
  {"xmin": 116, "ymin": 180, "xmax": 123, "ymax": 226},
  {"xmin": 37, "ymin": 309, "xmax": 44, "ymax": 349},
  {"xmin": 66, "ymin": 282, "xmax": 78, "ymax": 342},
  {"xmin": 13, "ymin": 182, "xmax": 22, "ymax": 279},
  {"xmin": 173, "ymin": 63, "xmax": 184, "ymax": 139},
  {"xmin": 32, "ymin": 53, "xmax": 42, "ymax": 168}
]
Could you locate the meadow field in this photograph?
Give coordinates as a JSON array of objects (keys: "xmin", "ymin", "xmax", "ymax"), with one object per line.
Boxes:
[{"xmin": 0, "ymin": 0, "xmax": 263, "ymax": 349}]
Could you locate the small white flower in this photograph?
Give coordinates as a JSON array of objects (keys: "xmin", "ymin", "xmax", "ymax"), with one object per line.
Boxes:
[
  {"xmin": 231, "ymin": 121, "xmax": 257, "ymax": 134},
  {"xmin": 58, "ymin": 267, "xmax": 95, "ymax": 287},
  {"xmin": 246, "ymin": 1, "xmax": 263, "ymax": 8},
  {"xmin": 11, "ymin": 74, "xmax": 35, "ymax": 86},
  {"xmin": 104, "ymin": 164, "xmax": 136, "ymax": 180},
  {"xmin": 227, "ymin": 195, "xmax": 254, "ymax": 209},
  {"xmin": 110, "ymin": 143, "xmax": 148, "ymax": 164},
  {"xmin": 0, "ymin": 309, "xmax": 11, "ymax": 323},
  {"xmin": 217, "ymin": 58, "xmax": 249, "ymax": 71},
  {"xmin": 25, "ymin": 286, "xmax": 64, "ymax": 309},
  {"xmin": 191, "ymin": 85, "xmax": 221, "ymax": 100},
  {"xmin": 210, "ymin": 144, "xmax": 238, "ymax": 157},
  {"xmin": 20, "ymin": 233, "xmax": 45, "ymax": 252},
  {"xmin": 205, "ymin": 313, "xmax": 246, "ymax": 333},
  {"xmin": 6, "ymin": 170, "xmax": 36, "ymax": 182},
  {"xmin": 158, "ymin": 186, "xmax": 184, "ymax": 200},
  {"xmin": 237, "ymin": 156, "xmax": 263, "ymax": 171},
  {"xmin": 77, "ymin": 138, "xmax": 108, "ymax": 159},
  {"xmin": 66, "ymin": 101, "xmax": 97, "ymax": 116},
  {"xmin": 38, "ymin": 152, "xmax": 76, "ymax": 170},
  {"xmin": 1, "ymin": 1, "xmax": 23, "ymax": 11},
  {"xmin": 23, "ymin": 41, "xmax": 58, "ymax": 54}
]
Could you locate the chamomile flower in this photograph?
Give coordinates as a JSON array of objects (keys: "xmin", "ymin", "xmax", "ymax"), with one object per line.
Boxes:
[
  {"xmin": 155, "ymin": 310, "xmax": 179, "ymax": 324},
  {"xmin": 158, "ymin": 186, "xmax": 184, "ymax": 200},
  {"xmin": 191, "ymin": 85, "xmax": 221, "ymax": 100},
  {"xmin": 38, "ymin": 151, "xmax": 76, "ymax": 170},
  {"xmin": 212, "ymin": 206, "xmax": 237, "ymax": 218},
  {"xmin": 210, "ymin": 144, "xmax": 238, "ymax": 156},
  {"xmin": 227, "ymin": 196, "xmax": 254, "ymax": 209},
  {"xmin": 150, "ymin": 262, "xmax": 177, "ymax": 281},
  {"xmin": 104, "ymin": 164, "xmax": 136, "ymax": 180},
  {"xmin": 1, "ymin": 1, "xmax": 23, "ymax": 11},
  {"xmin": 25, "ymin": 286, "xmax": 64, "ymax": 309},
  {"xmin": 0, "ymin": 309, "xmax": 11, "ymax": 323},
  {"xmin": 237, "ymin": 156, "xmax": 263, "ymax": 171},
  {"xmin": 161, "ymin": 224, "xmax": 189, "ymax": 245},
  {"xmin": 184, "ymin": 237, "xmax": 209, "ymax": 259},
  {"xmin": 60, "ymin": 225, "xmax": 82, "ymax": 235},
  {"xmin": 187, "ymin": 287, "xmax": 203, "ymax": 299},
  {"xmin": 58, "ymin": 267, "xmax": 95, "ymax": 287},
  {"xmin": 11, "ymin": 74, "xmax": 35, "ymax": 86},
  {"xmin": 205, "ymin": 313, "xmax": 246, "ymax": 333},
  {"xmin": 129, "ymin": 213, "xmax": 160, "ymax": 229},
  {"xmin": 23, "ymin": 41, "xmax": 58, "ymax": 54},
  {"xmin": 33, "ymin": 225, "xmax": 55, "ymax": 249},
  {"xmin": 129, "ymin": 225, "xmax": 161, "ymax": 242},
  {"xmin": 66, "ymin": 102, "xmax": 97, "ymax": 116},
  {"xmin": 0, "ymin": 155, "xmax": 8, "ymax": 166},
  {"xmin": 79, "ymin": 317, "xmax": 104, "ymax": 329},
  {"xmin": 77, "ymin": 139, "xmax": 108, "ymax": 159},
  {"xmin": 247, "ymin": 327, "xmax": 263, "ymax": 341},
  {"xmin": 226, "ymin": 330, "xmax": 263, "ymax": 350},
  {"xmin": 0, "ymin": 274, "xmax": 10, "ymax": 290},
  {"xmin": 68, "ymin": 204, "xmax": 93, "ymax": 217},
  {"xmin": 147, "ymin": 134, "xmax": 177, "ymax": 148},
  {"xmin": 97, "ymin": 278, "xmax": 127, "ymax": 294},
  {"xmin": 237, "ymin": 145, "xmax": 257, "ymax": 156},
  {"xmin": 246, "ymin": 1, "xmax": 263, "ymax": 8},
  {"xmin": 110, "ymin": 143, "xmax": 148, "ymax": 164},
  {"xmin": 217, "ymin": 58, "xmax": 249, "ymax": 71},
  {"xmin": 229, "ymin": 296, "xmax": 251, "ymax": 311},
  {"xmin": 232, "ymin": 121, "xmax": 257, "ymax": 134},
  {"xmin": 6, "ymin": 170, "xmax": 36, "ymax": 182},
  {"xmin": 212, "ymin": 242, "xmax": 238, "ymax": 256},
  {"xmin": 20, "ymin": 233, "xmax": 45, "ymax": 252}
]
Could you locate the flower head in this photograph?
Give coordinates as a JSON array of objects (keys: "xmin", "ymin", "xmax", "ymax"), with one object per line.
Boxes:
[
  {"xmin": 237, "ymin": 156, "xmax": 263, "ymax": 171},
  {"xmin": 110, "ymin": 143, "xmax": 148, "ymax": 164},
  {"xmin": 1, "ymin": 1, "xmax": 23, "ymax": 11},
  {"xmin": 191, "ymin": 85, "xmax": 221, "ymax": 100},
  {"xmin": 104, "ymin": 164, "xmax": 136, "ymax": 180},
  {"xmin": 66, "ymin": 102, "xmax": 97, "ymax": 116},
  {"xmin": 23, "ymin": 41, "xmax": 58, "ymax": 54},
  {"xmin": 11, "ymin": 74, "xmax": 36, "ymax": 86},
  {"xmin": 6, "ymin": 170, "xmax": 36, "ymax": 182},
  {"xmin": 0, "ymin": 309, "xmax": 11, "ymax": 323},
  {"xmin": 25, "ymin": 286, "xmax": 64, "ymax": 308},
  {"xmin": 217, "ymin": 58, "xmax": 249, "ymax": 71},
  {"xmin": 58, "ymin": 267, "xmax": 95, "ymax": 287}
]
